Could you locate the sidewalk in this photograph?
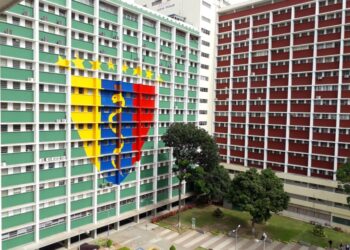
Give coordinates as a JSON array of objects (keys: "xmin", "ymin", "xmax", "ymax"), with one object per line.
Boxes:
[{"xmin": 70, "ymin": 221, "xmax": 325, "ymax": 250}]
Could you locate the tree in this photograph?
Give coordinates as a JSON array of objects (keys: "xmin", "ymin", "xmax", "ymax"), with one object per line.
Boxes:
[
  {"xmin": 190, "ymin": 164, "xmax": 231, "ymax": 203},
  {"xmin": 162, "ymin": 123, "xmax": 220, "ymax": 229},
  {"xmin": 336, "ymin": 161, "xmax": 350, "ymax": 206},
  {"xmin": 228, "ymin": 168, "xmax": 289, "ymax": 233}
]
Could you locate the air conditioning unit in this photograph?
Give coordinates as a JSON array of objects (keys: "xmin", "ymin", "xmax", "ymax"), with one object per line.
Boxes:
[
  {"xmin": 56, "ymin": 41, "xmax": 62, "ymax": 45},
  {"xmin": 99, "ymin": 183, "xmax": 106, "ymax": 188},
  {"xmin": 181, "ymin": 54, "xmax": 185, "ymax": 58},
  {"xmin": 27, "ymin": 77, "xmax": 34, "ymax": 82},
  {"xmin": 99, "ymin": 32, "xmax": 104, "ymax": 36},
  {"xmin": 62, "ymin": 119, "xmax": 67, "ymax": 122},
  {"xmin": 107, "ymin": 182, "xmax": 113, "ymax": 187},
  {"xmin": 316, "ymin": 96, "xmax": 321, "ymax": 99},
  {"xmin": 45, "ymin": 158, "xmax": 50, "ymax": 161},
  {"xmin": 56, "ymin": 20, "xmax": 63, "ymax": 25},
  {"xmin": 317, "ymin": 76, "xmax": 323, "ymax": 79},
  {"xmin": 252, "ymin": 72, "xmax": 255, "ymax": 76},
  {"xmin": 22, "ymin": 11, "xmax": 28, "ymax": 16},
  {"xmin": 345, "ymin": 74, "xmax": 350, "ymax": 78}
]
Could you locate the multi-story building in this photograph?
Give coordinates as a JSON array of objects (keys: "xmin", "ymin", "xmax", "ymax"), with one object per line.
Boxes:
[
  {"xmin": 135, "ymin": 0, "xmax": 234, "ymax": 134},
  {"xmin": 0, "ymin": 0, "xmax": 200, "ymax": 249},
  {"xmin": 216, "ymin": 0, "xmax": 350, "ymax": 230}
]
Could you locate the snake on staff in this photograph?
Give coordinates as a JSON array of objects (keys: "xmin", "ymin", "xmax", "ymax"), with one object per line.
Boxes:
[{"xmin": 109, "ymin": 93, "xmax": 125, "ymax": 174}]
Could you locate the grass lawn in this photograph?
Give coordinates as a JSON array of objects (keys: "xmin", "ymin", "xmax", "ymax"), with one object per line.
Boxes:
[{"xmin": 155, "ymin": 205, "xmax": 350, "ymax": 248}]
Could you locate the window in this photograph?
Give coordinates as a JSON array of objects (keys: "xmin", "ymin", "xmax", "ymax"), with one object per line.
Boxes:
[
  {"xmin": 202, "ymin": 0, "xmax": 211, "ymax": 8},
  {"xmin": 201, "ymin": 28, "xmax": 210, "ymax": 35},
  {"xmin": 152, "ymin": 0, "xmax": 161, "ymax": 6},
  {"xmin": 202, "ymin": 40, "xmax": 210, "ymax": 47},
  {"xmin": 201, "ymin": 16, "xmax": 211, "ymax": 23},
  {"xmin": 201, "ymin": 52, "xmax": 209, "ymax": 58}
]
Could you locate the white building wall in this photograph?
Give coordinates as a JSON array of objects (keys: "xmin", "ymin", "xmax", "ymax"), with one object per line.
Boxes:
[{"xmin": 135, "ymin": 0, "xmax": 233, "ymax": 134}]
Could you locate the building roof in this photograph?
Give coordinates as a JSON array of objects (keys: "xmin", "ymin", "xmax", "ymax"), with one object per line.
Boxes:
[{"xmin": 218, "ymin": 0, "xmax": 283, "ymax": 15}]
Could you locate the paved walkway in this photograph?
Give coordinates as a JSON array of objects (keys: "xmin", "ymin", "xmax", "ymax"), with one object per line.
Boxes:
[
  {"xmin": 69, "ymin": 221, "xmax": 325, "ymax": 250},
  {"xmin": 105, "ymin": 222, "xmax": 325, "ymax": 250}
]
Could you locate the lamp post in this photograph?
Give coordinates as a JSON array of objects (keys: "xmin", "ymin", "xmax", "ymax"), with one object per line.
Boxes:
[{"xmin": 232, "ymin": 224, "xmax": 240, "ymax": 250}]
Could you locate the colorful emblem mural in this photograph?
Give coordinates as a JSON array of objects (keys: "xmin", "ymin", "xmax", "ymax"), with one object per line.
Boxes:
[{"xmin": 71, "ymin": 76, "xmax": 156, "ymax": 185}]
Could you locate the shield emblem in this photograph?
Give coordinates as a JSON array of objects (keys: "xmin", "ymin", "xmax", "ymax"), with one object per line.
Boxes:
[{"xmin": 71, "ymin": 76, "xmax": 155, "ymax": 185}]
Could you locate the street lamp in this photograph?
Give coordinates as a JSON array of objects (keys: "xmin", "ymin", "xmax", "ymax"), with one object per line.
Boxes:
[
  {"xmin": 232, "ymin": 224, "xmax": 240, "ymax": 250},
  {"xmin": 260, "ymin": 232, "xmax": 267, "ymax": 250}
]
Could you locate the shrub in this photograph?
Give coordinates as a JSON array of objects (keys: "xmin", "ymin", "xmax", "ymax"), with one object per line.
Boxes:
[
  {"xmin": 118, "ymin": 247, "xmax": 131, "ymax": 250},
  {"xmin": 333, "ymin": 226, "xmax": 342, "ymax": 232},
  {"xmin": 170, "ymin": 245, "xmax": 176, "ymax": 250},
  {"xmin": 107, "ymin": 239, "xmax": 113, "ymax": 247},
  {"xmin": 312, "ymin": 224, "xmax": 326, "ymax": 237},
  {"xmin": 151, "ymin": 204, "xmax": 194, "ymax": 223},
  {"xmin": 212, "ymin": 208, "xmax": 224, "ymax": 218}
]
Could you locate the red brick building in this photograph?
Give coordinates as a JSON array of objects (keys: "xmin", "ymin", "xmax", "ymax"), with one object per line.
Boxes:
[{"xmin": 216, "ymin": 0, "xmax": 350, "ymax": 230}]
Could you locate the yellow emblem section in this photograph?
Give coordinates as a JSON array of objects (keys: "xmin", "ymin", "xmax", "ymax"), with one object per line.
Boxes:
[{"xmin": 71, "ymin": 76, "xmax": 102, "ymax": 171}]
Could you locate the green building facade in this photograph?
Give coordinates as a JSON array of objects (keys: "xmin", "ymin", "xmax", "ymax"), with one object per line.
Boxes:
[{"xmin": 0, "ymin": 0, "xmax": 199, "ymax": 249}]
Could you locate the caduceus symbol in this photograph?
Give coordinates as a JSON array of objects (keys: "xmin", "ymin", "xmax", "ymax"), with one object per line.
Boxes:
[{"xmin": 109, "ymin": 93, "xmax": 125, "ymax": 175}]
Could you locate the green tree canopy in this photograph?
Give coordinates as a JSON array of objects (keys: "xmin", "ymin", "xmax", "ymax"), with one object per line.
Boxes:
[
  {"xmin": 162, "ymin": 123, "xmax": 229, "ymax": 227},
  {"xmin": 190, "ymin": 165, "xmax": 231, "ymax": 203},
  {"xmin": 336, "ymin": 161, "xmax": 350, "ymax": 206},
  {"xmin": 228, "ymin": 168, "xmax": 289, "ymax": 231}
]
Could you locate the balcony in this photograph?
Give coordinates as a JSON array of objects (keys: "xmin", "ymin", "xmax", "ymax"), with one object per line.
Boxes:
[
  {"xmin": 289, "ymin": 141, "xmax": 308, "ymax": 153},
  {"xmin": 143, "ymin": 24, "xmax": 156, "ymax": 35},
  {"xmin": 294, "ymin": 21, "xmax": 315, "ymax": 32},
  {"xmin": 219, "ymin": 25, "xmax": 232, "ymax": 32},
  {"xmin": 123, "ymin": 18, "xmax": 138, "ymax": 29},
  {"xmin": 272, "ymin": 25, "xmax": 290, "ymax": 36},
  {"xmin": 160, "ymin": 31, "xmax": 172, "ymax": 40},
  {"xmin": 72, "ymin": 39, "xmax": 93, "ymax": 51},
  {"xmin": 295, "ymin": 6, "xmax": 315, "ymax": 18},
  {"xmin": 319, "ymin": 18, "xmax": 341, "ymax": 28},
  {"xmin": 318, "ymin": 32, "xmax": 341, "ymax": 42},
  {"xmin": 274, "ymin": 12, "xmax": 291, "ymax": 22},
  {"xmin": 72, "ymin": 0, "xmax": 94, "ymax": 15},
  {"xmin": 290, "ymin": 130, "xmax": 309, "ymax": 140},
  {"xmin": 72, "ymin": 20, "xmax": 94, "ymax": 33},
  {"xmin": 0, "ymin": 67, "xmax": 33, "ymax": 81},
  {"xmin": 267, "ymin": 139, "xmax": 286, "ymax": 151},
  {"xmin": 0, "ymin": 22, "xmax": 33, "ymax": 39},
  {"xmin": 319, "ymin": 2, "xmax": 342, "ymax": 13},
  {"xmin": 290, "ymin": 116, "xmax": 310, "ymax": 126},
  {"xmin": 99, "ymin": 10, "xmax": 118, "ymax": 23},
  {"xmin": 0, "ymin": 44, "xmax": 33, "ymax": 60},
  {"xmin": 291, "ymin": 104, "xmax": 311, "ymax": 113},
  {"xmin": 8, "ymin": 4, "xmax": 34, "ymax": 17},
  {"xmin": 143, "ymin": 40, "xmax": 156, "ymax": 50},
  {"xmin": 293, "ymin": 49, "xmax": 313, "ymax": 59},
  {"xmin": 270, "ymin": 77, "xmax": 288, "ymax": 86},
  {"xmin": 160, "ymin": 45, "xmax": 171, "ymax": 55},
  {"xmin": 288, "ymin": 155, "xmax": 308, "ymax": 167},
  {"xmin": 293, "ymin": 35, "xmax": 314, "ymax": 46},
  {"xmin": 190, "ymin": 40, "xmax": 198, "ymax": 49},
  {"xmin": 123, "ymin": 34, "xmax": 138, "ymax": 46},
  {"xmin": 1, "ymin": 89, "xmax": 33, "ymax": 102},
  {"xmin": 176, "ymin": 35, "xmax": 186, "ymax": 45}
]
